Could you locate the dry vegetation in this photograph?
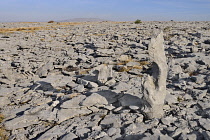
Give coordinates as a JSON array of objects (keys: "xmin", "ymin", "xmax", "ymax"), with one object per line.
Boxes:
[
  {"xmin": 56, "ymin": 22, "xmax": 84, "ymax": 26},
  {"xmin": 0, "ymin": 27, "xmax": 47, "ymax": 34},
  {"xmin": 0, "ymin": 21, "xmax": 127, "ymax": 34},
  {"xmin": 116, "ymin": 58, "xmax": 150, "ymax": 72},
  {"xmin": 0, "ymin": 114, "xmax": 8, "ymax": 140},
  {"xmin": 0, "ymin": 22, "xmax": 84, "ymax": 34}
]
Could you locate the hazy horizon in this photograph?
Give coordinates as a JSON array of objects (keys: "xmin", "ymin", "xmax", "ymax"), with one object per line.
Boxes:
[{"xmin": 1, "ymin": 0, "xmax": 210, "ymax": 22}]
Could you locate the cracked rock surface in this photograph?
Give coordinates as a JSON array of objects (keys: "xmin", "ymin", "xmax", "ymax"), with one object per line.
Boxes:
[{"xmin": 0, "ymin": 21, "xmax": 210, "ymax": 139}]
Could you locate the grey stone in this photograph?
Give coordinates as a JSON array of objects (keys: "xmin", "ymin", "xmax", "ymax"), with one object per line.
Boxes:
[
  {"xmin": 191, "ymin": 74, "xmax": 205, "ymax": 84},
  {"xmin": 170, "ymin": 128, "xmax": 190, "ymax": 138},
  {"xmin": 188, "ymin": 121, "xmax": 198, "ymax": 128},
  {"xmin": 115, "ymin": 72, "xmax": 130, "ymax": 82},
  {"xmin": 95, "ymin": 90, "xmax": 118, "ymax": 104},
  {"xmin": 191, "ymin": 46, "xmax": 199, "ymax": 53},
  {"xmin": 0, "ymin": 87, "xmax": 22, "ymax": 96},
  {"xmin": 38, "ymin": 108, "xmax": 58, "ymax": 121},
  {"xmin": 129, "ymin": 105, "xmax": 139, "ymax": 110},
  {"xmin": 185, "ymin": 63, "xmax": 198, "ymax": 73},
  {"xmin": 2, "ymin": 104, "xmax": 30, "ymax": 118},
  {"xmin": 97, "ymin": 48, "xmax": 115, "ymax": 56},
  {"xmin": 77, "ymin": 78, "xmax": 89, "ymax": 86},
  {"xmin": 198, "ymin": 100, "xmax": 210, "ymax": 110},
  {"xmin": 81, "ymin": 93, "xmax": 108, "ymax": 106},
  {"xmin": 192, "ymin": 89, "xmax": 207, "ymax": 99},
  {"xmin": 161, "ymin": 116, "xmax": 177, "ymax": 125},
  {"xmin": 142, "ymin": 30, "xmax": 168, "ymax": 119},
  {"xmin": 124, "ymin": 123, "xmax": 147, "ymax": 134},
  {"xmin": 24, "ymin": 104, "xmax": 49, "ymax": 115},
  {"xmin": 51, "ymin": 100, "xmax": 60, "ymax": 107},
  {"xmin": 95, "ymin": 64, "xmax": 112, "ymax": 85},
  {"xmin": 31, "ymin": 96, "xmax": 52, "ymax": 106},
  {"xmin": 118, "ymin": 94, "xmax": 143, "ymax": 106},
  {"xmin": 203, "ymin": 108, "xmax": 210, "ymax": 118},
  {"xmin": 56, "ymin": 108, "xmax": 92, "ymax": 123},
  {"xmin": 104, "ymin": 105, "xmax": 115, "ymax": 110},
  {"xmin": 135, "ymin": 114, "xmax": 144, "ymax": 123},
  {"xmin": 60, "ymin": 132, "xmax": 78, "ymax": 140},
  {"xmin": 73, "ymin": 84, "xmax": 85, "ymax": 92},
  {"xmin": 9, "ymin": 134, "xmax": 28, "ymax": 140},
  {"xmin": 168, "ymin": 64, "xmax": 183, "ymax": 80},
  {"xmin": 128, "ymin": 68, "xmax": 143, "ymax": 75},
  {"xmin": 41, "ymin": 75, "xmax": 74, "ymax": 88},
  {"xmin": 0, "ymin": 97, "xmax": 10, "ymax": 107},
  {"xmin": 66, "ymin": 81, "xmax": 78, "ymax": 89},
  {"xmin": 202, "ymin": 131, "xmax": 210, "ymax": 140},
  {"xmin": 105, "ymin": 78, "xmax": 116, "ymax": 87},
  {"xmin": 159, "ymin": 135, "xmax": 173, "ymax": 140},
  {"xmin": 125, "ymin": 134, "xmax": 145, "ymax": 140},
  {"xmin": 118, "ymin": 55, "xmax": 131, "ymax": 62},
  {"xmin": 36, "ymin": 61, "xmax": 54, "ymax": 78},
  {"xmin": 4, "ymin": 115, "xmax": 39, "ymax": 130},
  {"xmin": 92, "ymin": 126, "xmax": 102, "ymax": 131},
  {"xmin": 113, "ymin": 81, "xmax": 131, "ymax": 91},
  {"xmin": 30, "ymin": 81, "xmax": 54, "ymax": 91},
  {"xmin": 107, "ymin": 128, "xmax": 117, "ymax": 136},
  {"xmin": 76, "ymin": 128, "xmax": 90, "ymax": 138},
  {"xmin": 151, "ymin": 128, "xmax": 161, "ymax": 135},
  {"xmin": 100, "ymin": 114, "xmax": 122, "ymax": 128},
  {"xmin": 100, "ymin": 136, "xmax": 112, "ymax": 140},
  {"xmin": 26, "ymin": 124, "xmax": 52, "ymax": 139},
  {"xmin": 178, "ymin": 133, "xmax": 197, "ymax": 140},
  {"xmin": 165, "ymin": 93, "xmax": 178, "ymax": 104},
  {"xmin": 170, "ymin": 128, "xmax": 182, "ymax": 138},
  {"xmin": 95, "ymin": 132, "xmax": 108, "ymax": 139},
  {"xmin": 183, "ymin": 94, "xmax": 193, "ymax": 100},
  {"xmin": 60, "ymin": 95, "xmax": 86, "ymax": 109},
  {"xmin": 199, "ymin": 118, "xmax": 210, "ymax": 130},
  {"xmin": 126, "ymin": 61, "xmax": 140, "ymax": 67},
  {"xmin": 199, "ymin": 57, "xmax": 210, "ymax": 68},
  {"xmin": 113, "ymin": 106, "xmax": 123, "ymax": 112},
  {"xmin": 88, "ymin": 106, "xmax": 100, "ymax": 113},
  {"xmin": 36, "ymin": 125, "xmax": 66, "ymax": 139},
  {"xmin": 61, "ymin": 70, "xmax": 75, "ymax": 76},
  {"xmin": 87, "ymin": 81, "xmax": 98, "ymax": 88}
]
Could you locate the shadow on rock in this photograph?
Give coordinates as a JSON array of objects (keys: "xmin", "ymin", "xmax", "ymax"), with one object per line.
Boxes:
[
  {"xmin": 88, "ymin": 90, "xmax": 145, "ymax": 109},
  {"xmin": 116, "ymin": 134, "xmax": 145, "ymax": 140},
  {"xmin": 29, "ymin": 81, "xmax": 55, "ymax": 92}
]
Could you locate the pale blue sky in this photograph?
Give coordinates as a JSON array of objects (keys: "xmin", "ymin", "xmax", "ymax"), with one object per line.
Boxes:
[{"xmin": 0, "ymin": 0, "xmax": 210, "ymax": 22}]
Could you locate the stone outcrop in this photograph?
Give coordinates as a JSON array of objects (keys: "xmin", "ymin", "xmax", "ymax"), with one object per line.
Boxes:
[{"xmin": 142, "ymin": 30, "xmax": 168, "ymax": 119}]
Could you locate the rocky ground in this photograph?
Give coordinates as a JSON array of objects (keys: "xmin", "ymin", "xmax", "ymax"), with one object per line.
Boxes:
[{"xmin": 0, "ymin": 21, "xmax": 210, "ymax": 140}]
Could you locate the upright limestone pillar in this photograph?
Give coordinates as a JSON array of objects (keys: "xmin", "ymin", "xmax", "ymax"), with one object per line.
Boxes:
[{"xmin": 142, "ymin": 31, "xmax": 168, "ymax": 119}]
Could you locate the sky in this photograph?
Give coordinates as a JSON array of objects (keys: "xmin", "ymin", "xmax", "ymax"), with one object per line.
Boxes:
[{"xmin": 0, "ymin": 0, "xmax": 210, "ymax": 22}]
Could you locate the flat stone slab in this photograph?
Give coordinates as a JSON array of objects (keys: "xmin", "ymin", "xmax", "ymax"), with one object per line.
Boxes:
[
  {"xmin": 4, "ymin": 115, "xmax": 39, "ymax": 130},
  {"xmin": 56, "ymin": 108, "xmax": 92, "ymax": 123}
]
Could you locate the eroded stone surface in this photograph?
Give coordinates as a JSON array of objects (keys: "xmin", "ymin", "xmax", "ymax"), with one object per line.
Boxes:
[
  {"xmin": 0, "ymin": 21, "xmax": 209, "ymax": 139},
  {"xmin": 142, "ymin": 31, "xmax": 168, "ymax": 119}
]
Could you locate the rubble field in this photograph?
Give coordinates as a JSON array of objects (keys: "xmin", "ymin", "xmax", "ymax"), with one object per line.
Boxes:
[{"xmin": 0, "ymin": 21, "xmax": 210, "ymax": 140}]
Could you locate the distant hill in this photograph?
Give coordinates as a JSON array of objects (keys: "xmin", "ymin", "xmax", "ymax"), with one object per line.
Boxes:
[{"xmin": 58, "ymin": 18, "xmax": 110, "ymax": 22}]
